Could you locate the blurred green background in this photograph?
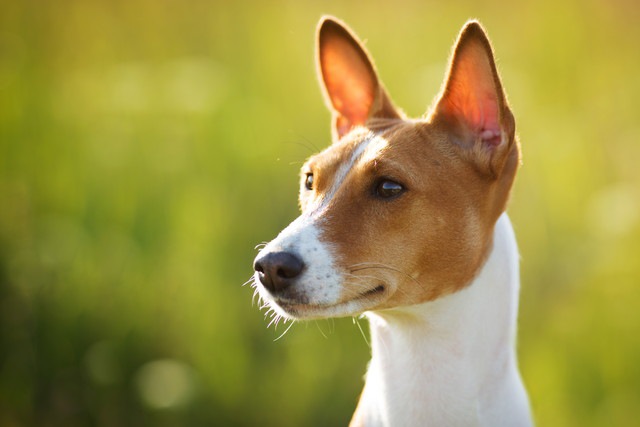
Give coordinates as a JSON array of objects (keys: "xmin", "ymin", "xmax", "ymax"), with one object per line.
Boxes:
[{"xmin": 1, "ymin": 0, "xmax": 639, "ymax": 426}]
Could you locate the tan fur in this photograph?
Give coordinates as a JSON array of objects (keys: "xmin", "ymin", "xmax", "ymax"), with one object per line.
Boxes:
[
  {"xmin": 300, "ymin": 18, "xmax": 519, "ymax": 309},
  {"xmin": 253, "ymin": 17, "xmax": 529, "ymax": 425},
  {"xmin": 317, "ymin": 18, "xmax": 402, "ymax": 140}
]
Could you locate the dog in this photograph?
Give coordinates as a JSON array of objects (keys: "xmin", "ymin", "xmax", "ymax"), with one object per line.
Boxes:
[{"xmin": 252, "ymin": 16, "xmax": 533, "ymax": 426}]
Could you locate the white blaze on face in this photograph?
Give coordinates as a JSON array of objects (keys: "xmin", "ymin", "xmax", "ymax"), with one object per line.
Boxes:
[
  {"xmin": 321, "ymin": 133, "xmax": 374, "ymax": 207},
  {"xmin": 358, "ymin": 135, "xmax": 389, "ymax": 165},
  {"xmin": 255, "ymin": 214, "xmax": 342, "ymax": 311},
  {"xmin": 300, "ymin": 131, "xmax": 377, "ymax": 218},
  {"xmin": 254, "ymin": 132, "xmax": 381, "ymax": 316}
]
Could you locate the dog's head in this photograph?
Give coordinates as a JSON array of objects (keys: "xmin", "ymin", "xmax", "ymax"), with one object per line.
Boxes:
[{"xmin": 253, "ymin": 17, "xmax": 519, "ymax": 320}]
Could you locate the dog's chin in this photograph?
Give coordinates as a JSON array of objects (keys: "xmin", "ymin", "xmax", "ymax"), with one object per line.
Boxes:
[{"xmin": 268, "ymin": 285, "xmax": 388, "ymax": 320}]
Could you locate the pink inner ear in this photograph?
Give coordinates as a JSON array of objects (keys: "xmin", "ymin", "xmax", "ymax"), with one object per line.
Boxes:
[
  {"xmin": 476, "ymin": 95, "xmax": 501, "ymax": 146},
  {"xmin": 440, "ymin": 39, "xmax": 503, "ymax": 146},
  {"xmin": 318, "ymin": 19, "xmax": 403, "ymax": 139},
  {"xmin": 335, "ymin": 115, "xmax": 354, "ymax": 137},
  {"xmin": 320, "ymin": 33, "xmax": 377, "ymax": 135}
]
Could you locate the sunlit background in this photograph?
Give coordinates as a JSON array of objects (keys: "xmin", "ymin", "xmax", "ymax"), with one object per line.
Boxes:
[{"xmin": 1, "ymin": 0, "xmax": 639, "ymax": 426}]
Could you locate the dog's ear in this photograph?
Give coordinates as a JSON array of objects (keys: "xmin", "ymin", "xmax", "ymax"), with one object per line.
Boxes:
[
  {"xmin": 317, "ymin": 16, "xmax": 401, "ymax": 140},
  {"xmin": 432, "ymin": 21, "xmax": 516, "ymax": 177}
]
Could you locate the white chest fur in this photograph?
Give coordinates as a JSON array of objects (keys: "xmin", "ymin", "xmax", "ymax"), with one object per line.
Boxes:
[{"xmin": 352, "ymin": 214, "xmax": 532, "ymax": 427}]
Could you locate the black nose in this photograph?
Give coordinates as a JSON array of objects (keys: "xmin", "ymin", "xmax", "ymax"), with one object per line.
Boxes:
[{"xmin": 253, "ymin": 251, "xmax": 305, "ymax": 294}]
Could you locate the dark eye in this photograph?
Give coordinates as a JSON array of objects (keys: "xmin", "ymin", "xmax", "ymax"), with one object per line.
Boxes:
[
  {"xmin": 304, "ymin": 173, "xmax": 314, "ymax": 190},
  {"xmin": 375, "ymin": 179, "xmax": 404, "ymax": 198}
]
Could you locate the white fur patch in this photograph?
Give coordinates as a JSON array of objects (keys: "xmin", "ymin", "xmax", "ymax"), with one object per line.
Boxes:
[
  {"xmin": 255, "ymin": 214, "xmax": 342, "ymax": 315},
  {"xmin": 254, "ymin": 132, "xmax": 382, "ymax": 318},
  {"xmin": 317, "ymin": 132, "xmax": 375, "ymax": 213}
]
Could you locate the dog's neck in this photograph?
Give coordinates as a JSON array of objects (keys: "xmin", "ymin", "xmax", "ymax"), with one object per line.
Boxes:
[{"xmin": 351, "ymin": 214, "xmax": 532, "ymax": 427}]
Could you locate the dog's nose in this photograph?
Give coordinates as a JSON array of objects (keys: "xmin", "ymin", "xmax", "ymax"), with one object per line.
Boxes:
[{"xmin": 253, "ymin": 251, "xmax": 305, "ymax": 294}]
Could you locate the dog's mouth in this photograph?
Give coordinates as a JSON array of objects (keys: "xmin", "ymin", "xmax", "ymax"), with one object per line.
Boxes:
[
  {"xmin": 360, "ymin": 284, "xmax": 386, "ymax": 297},
  {"xmin": 273, "ymin": 284, "xmax": 387, "ymax": 319}
]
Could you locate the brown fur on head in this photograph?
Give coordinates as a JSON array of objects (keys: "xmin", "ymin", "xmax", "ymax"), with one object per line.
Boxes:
[{"xmin": 300, "ymin": 17, "xmax": 520, "ymax": 307}]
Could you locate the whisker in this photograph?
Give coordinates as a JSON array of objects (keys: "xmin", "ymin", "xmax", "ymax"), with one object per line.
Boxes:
[
  {"xmin": 285, "ymin": 136, "xmax": 321, "ymax": 154},
  {"xmin": 251, "ymin": 287, "xmax": 262, "ymax": 307},
  {"xmin": 274, "ymin": 314, "xmax": 285, "ymax": 329},
  {"xmin": 250, "ymin": 262, "xmax": 419, "ymax": 334},
  {"xmin": 274, "ymin": 320, "xmax": 295, "ymax": 341},
  {"xmin": 343, "ymin": 271, "xmax": 411, "ymax": 298},
  {"xmin": 267, "ymin": 312, "xmax": 281, "ymax": 328},
  {"xmin": 315, "ymin": 320, "xmax": 329, "ymax": 339},
  {"xmin": 353, "ymin": 316, "xmax": 371, "ymax": 348},
  {"xmin": 349, "ymin": 262, "xmax": 424, "ymax": 288},
  {"xmin": 343, "ymin": 273, "xmax": 383, "ymax": 284},
  {"xmin": 263, "ymin": 306, "xmax": 276, "ymax": 319},
  {"xmin": 241, "ymin": 275, "xmax": 255, "ymax": 287}
]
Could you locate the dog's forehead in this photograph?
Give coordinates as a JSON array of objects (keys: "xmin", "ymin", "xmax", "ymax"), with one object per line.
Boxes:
[
  {"xmin": 307, "ymin": 125, "xmax": 414, "ymax": 173},
  {"xmin": 306, "ymin": 128, "xmax": 371, "ymax": 169}
]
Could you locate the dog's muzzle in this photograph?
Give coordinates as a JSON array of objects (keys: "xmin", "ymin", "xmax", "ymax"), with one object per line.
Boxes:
[{"xmin": 253, "ymin": 251, "xmax": 305, "ymax": 295}]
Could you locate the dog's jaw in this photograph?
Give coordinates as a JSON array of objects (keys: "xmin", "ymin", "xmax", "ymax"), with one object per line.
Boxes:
[
  {"xmin": 253, "ymin": 119, "xmax": 507, "ymax": 319},
  {"xmin": 351, "ymin": 214, "xmax": 532, "ymax": 427},
  {"xmin": 255, "ymin": 130, "xmax": 399, "ymax": 320},
  {"xmin": 254, "ymin": 213, "xmax": 389, "ymax": 320}
]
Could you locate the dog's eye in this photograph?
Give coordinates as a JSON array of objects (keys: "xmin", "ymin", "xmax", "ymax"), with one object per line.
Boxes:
[
  {"xmin": 375, "ymin": 179, "xmax": 404, "ymax": 198},
  {"xmin": 304, "ymin": 173, "xmax": 314, "ymax": 190}
]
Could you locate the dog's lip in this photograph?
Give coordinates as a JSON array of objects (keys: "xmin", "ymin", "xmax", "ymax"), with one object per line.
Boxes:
[
  {"xmin": 274, "ymin": 284, "xmax": 387, "ymax": 316},
  {"xmin": 360, "ymin": 284, "xmax": 385, "ymax": 298}
]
